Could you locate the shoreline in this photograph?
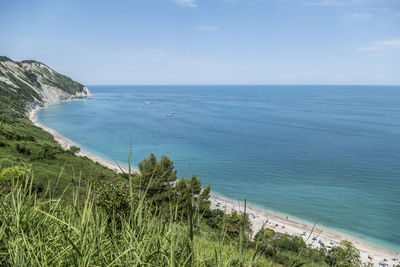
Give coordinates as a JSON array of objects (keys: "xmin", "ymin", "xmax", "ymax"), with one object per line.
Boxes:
[
  {"xmin": 209, "ymin": 194, "xmax": 399, "ymax": 266},
  {"xmin": 29, "ymin": 103, "xmax": 399, "ymax": 266},
  {"xmin": 29, "ymin": 105, "xmax": 131, "ymax": 174}
]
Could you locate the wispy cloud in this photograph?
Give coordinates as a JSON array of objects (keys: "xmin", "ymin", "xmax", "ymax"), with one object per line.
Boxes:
[
  {"xmin": 197, "ymin": 25, "xmax": 219, "ymax": 31},
  {"xmin": 173, "ymin": 0, "xmax": 197, "ymax": 7},
  {"xmin": 346, "ymin": 13, "xmax": 373, "ymax": 20},
  {"xmin": 357, "ymin": 38, "xmax": 400, "ymax": 51},
  {"xmin": 222, "ymin": 0, "xmax": 239, "ymax": 3}
]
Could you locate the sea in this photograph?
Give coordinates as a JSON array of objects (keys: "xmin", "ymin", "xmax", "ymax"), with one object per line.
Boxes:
[{"xmin": 36, "ymin": 85, "xmax": 400, "ymax": 251}]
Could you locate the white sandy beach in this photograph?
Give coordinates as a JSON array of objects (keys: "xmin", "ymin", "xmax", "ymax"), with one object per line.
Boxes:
[
  {"xmin": 29, "ymin": 106, "xmax": 399, "ymax": 267},
  {"xmin": 209, "ymin": 195, "xmax": 399, "ymax": 266}
]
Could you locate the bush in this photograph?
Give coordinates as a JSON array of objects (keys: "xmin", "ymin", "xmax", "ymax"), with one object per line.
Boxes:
[
  {"xmin": 68, "ymin": 145, "xmax": 80, "ymax": 154},
  {"xmin": 326, "ymin": 240, "xmax": 361, "ymax": 266},
  {"xmin": 204, "ymin": 209, "xmax": 225, "ymax": 228},
  {"xmin": 273, "ymin": 234, "xmax": 307, "ymax": 253},
  {"xmin": 254, "ymin": 228, "xmax": 276, "ymax": 257},
  {"xmin": 0, "ymin": 166, "xmax": 29, "ymax": 185},
  {"xmin": 221, "ymin": 210, "xmax": 252, "ymax": 241},
  {"xmin": 95, "ymin": 177, "xmax": 131, "ymax": 217}
]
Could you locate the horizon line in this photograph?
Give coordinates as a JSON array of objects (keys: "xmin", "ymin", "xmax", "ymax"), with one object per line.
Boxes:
[{"xmin": 85, "ymin": 83, "xmax": 400, "ymax": 87}]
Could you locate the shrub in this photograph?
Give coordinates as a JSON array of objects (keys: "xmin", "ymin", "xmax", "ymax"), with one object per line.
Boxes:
[
  {"xmin": 68, "ymin": 145, "xmax": 80, "ymax": 154},
  {"xmin": 221, "ymin": 210, "xmax": 252, "ymax": 241},
  {"xmin": 254, "ymin": 228, "xmax": 276, "ymax": 257},
  {"xmin": 326, "ymin": 240, "xmax": 361, "ymax": 266},
  {"xmin": 204, "ymin": 209, "xmax": 225, "ymax": 228},
  {"xmin": 273, "ymin": 234, "xmax": 307, "ymax": 253},
  {"xmin": 0, "ymin": 166, "xmax": 29, "ymax": 185},
  {"xmin": 95, "ymin": 177, "xmax": 131, "ymax": 217}
]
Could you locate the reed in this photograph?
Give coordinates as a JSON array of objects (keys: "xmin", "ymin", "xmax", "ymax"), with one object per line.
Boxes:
[{"xmin": 0, "ymin": 168, "xmax": 275, "ymax": 266}]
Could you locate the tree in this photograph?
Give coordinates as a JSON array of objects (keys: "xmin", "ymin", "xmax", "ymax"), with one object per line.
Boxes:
[
  {"xmin": 254, "ymin": 228, "xmax": 276, "ymax": 256},
  {"xmin": 134, "ymin": 153, "xmax": 177, "ymax": 206},
  {"xmin": 273, "ymin": 234, "xmax": 307, "ymax": 253},
  {"xmin": 326, "ymin": 240, "xmax": 361, "ymax": 267},
  {"xmin": 221, "ymin": 210, "xmax": 252, "ymax": 241},
  {"xmin": 174, "ymin": 175, "xmax": 211, "ymax": 219}
]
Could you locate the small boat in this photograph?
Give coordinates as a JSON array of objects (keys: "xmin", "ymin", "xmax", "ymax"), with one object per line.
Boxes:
[{"xmin": 167, "ymin": 112, "xmax": 174, "ymax": 117}]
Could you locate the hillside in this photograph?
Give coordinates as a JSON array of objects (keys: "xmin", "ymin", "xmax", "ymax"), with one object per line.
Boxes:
[
  {"xmin": 0, "ymin": 56, "xmax": 113, "ymax": 193},
  {"xmin": 0, "ymin": 56, "xmax": 90, "ymax": 118}
]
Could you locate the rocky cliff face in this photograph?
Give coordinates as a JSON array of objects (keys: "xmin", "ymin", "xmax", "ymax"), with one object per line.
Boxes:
[{"xmin": 0, "ymin": 56, "xmax": 91, "ymax": 117}]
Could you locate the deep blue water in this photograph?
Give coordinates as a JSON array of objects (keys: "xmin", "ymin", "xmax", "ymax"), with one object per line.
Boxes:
[{"xmin": 37, "ymin": 85, "xmax": 400, "ymax": 251}]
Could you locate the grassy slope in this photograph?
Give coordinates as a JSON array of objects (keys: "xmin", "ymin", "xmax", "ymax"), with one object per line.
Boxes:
[
  {"xmin": 0, "ymin": 175, "xmax": 278, "ymax": 266},
  {"xmin": 0, "ymin": 118, "xmax": 117, "ymax": 195}
]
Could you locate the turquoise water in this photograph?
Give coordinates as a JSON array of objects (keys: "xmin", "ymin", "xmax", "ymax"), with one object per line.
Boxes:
[{"xmin": 37, "ymin": 85, "xmax": 400, "ymax": 251}]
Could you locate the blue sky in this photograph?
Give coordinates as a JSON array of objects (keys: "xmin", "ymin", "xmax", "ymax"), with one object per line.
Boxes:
[{"xmin": 1, "ymin": 0, "xmax": 399, "ymax": 85}]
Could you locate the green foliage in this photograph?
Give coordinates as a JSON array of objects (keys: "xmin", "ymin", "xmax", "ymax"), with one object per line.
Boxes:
[
  {"xmin": 95, "ymin": 177, "xmax": 131, "ymax": 216},
  {"xmin": 23, "ymin": 70, "xmax": 40, "ymax": 88},
  {"xmin": 68, "ymin": 145, "xmax": 81, "ymax": 154},
  {"xmin": 274, "ymin": 234, "xmax": 307, "ymax": 253},
  {"xmin": 0, "ymin": 166, "xmax": 29, "ymax": 185},
  {"xmin": 255, "ymin": 228, "xmax": 276, "ymax": 240},
  {"xmin": 253, "ymin": 228, "xmax": 332, "ymax": 266},
  {"xmin": 0, "ymin": 56, "xmax": 11, "ymax": 62},
  {"xmin": 0, "ymin": 119, "xmax": 116, "ymax": 195},
  {"xmin": 204, "ymin": 208, "xmax": 225, "ymax": 228},
  {"xmin": 223, "ymin": 210, "xmax": 252, "ymax": 240},
  {"xmin": 134, "ymin": 153, "xmax": 177, "ymax": 206},
  {"xmin": 0, "ymin": 170, "xmax": 276, "ymax": 266},
  {"xmin": 174, "ymin": 175, "xmax": 211, "ymax": 218},
  {"xmin": 326, "ymin": 240, "xmax": 361, "ymax": 266}
]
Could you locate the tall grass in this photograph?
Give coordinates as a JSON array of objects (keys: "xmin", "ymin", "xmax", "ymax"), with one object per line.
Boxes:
[{"xmin": 0, "ymin": 169, "xmax": 275, "ymax": 266}]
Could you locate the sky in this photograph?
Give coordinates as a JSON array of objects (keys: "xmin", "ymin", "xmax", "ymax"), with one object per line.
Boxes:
[{"xmin": 1, "ymin": 0, "xmax": 400, "ymax": 85}]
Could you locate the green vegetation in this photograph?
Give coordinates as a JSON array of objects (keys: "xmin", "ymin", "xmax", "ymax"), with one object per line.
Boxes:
[
  {"xmin": 0, "ymin": 118, "xmax": 116, "ymax": 195},
  {"xmin": 0, "ymin": 161, "xmax": 277, "ymax": 266},
  {"xmin": 0, "ymin": 55, "xmax": 364, "ymax": 266},
  {"xmin": 0, "ymin": 145, "xmax": 363, "ymax": 266},
  {"xmin": 68, "ymin": 145, "xmax": 81, "ymax": 154}
]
